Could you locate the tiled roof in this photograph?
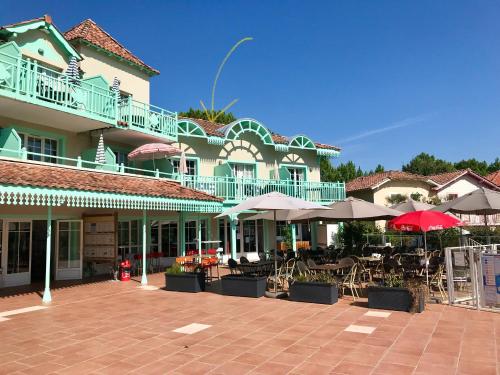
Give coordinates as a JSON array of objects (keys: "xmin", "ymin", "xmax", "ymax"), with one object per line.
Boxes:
[
  {"xmin": 486, "ymin": 171, "xmax": 500, "ymax": 186},
  {"xmin": 428, "ymin": 169, "xmax": 499, "ymax": 190},
  {"xmin": 64, "ymin": 19, "xmax": 159, "ymax": 75},
  {"xmin": 427, "ymin": 169, "xmax": 469, "ymax": 186},
  {"xmin": 346, "ymin": 171, "xmax": 428, "ymax": 192},
  {"xmin": 183, "ymin": 117, "xmax": 340, "ymax": 150},
  {"xmin": 0, "ymin": 159, "xmax": 221, "ymax": 202}
]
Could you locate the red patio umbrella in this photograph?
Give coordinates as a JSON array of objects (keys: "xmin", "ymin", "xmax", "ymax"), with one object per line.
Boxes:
[
  {"xmin": 388, "ymin": 211, "xmax": 463, "ymax": 285},
  {"xmin": 128, "ymin": 143, "xmax": 182, "ymax": 161}
]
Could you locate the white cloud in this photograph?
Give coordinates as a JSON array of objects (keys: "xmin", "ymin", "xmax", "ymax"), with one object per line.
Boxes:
[{"xmin": 335, "ymin": 113, "xmax": 435, "ymax": 145}]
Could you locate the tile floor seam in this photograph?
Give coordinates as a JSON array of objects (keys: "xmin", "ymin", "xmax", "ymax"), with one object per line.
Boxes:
[
  {"xmin": 366, "ymin": 311, "xmax": 421, "ymax": 375},
  {"xmin": 410, "ymin": 306, "xmax": 443, "ymax": 375}
]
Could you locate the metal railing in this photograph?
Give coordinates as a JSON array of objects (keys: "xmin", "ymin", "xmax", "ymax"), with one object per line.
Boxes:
[
  {"xmin": 181, "ymin": 175, "xmax": 345, "ymax": 204},
  {"xmin": 0, "ymin": 51, "xmax": 177, "ymax": 140},
  {"xmin": 118, "ymin": 98, "xmax": 177, "ymax": 139},
  {"xmin": 0, "ymin": 146, "xmax": 345, "ymax": 204}
]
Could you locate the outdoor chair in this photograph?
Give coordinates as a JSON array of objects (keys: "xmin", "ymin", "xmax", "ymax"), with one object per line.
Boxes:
[
  {"xmin": 350, "ymin": 255, "xmax": 372, "ymax": 282},
  {"xmin": 306, "ymin": 258, "xmax": 317, "ymax": 270},
  {"xmin": 228, "ymin": 258, "xmax": 240, "ymax": 274},
  {"xmin": 429, "ymin": 263, "xmax": 446, "ymax": 300},
  {"xmin": 239, "ymin": 256, "xmax": 250, "ymax": 264},
  {"xmin": 339, "ymin": 263, "xmax": 360, "ymax": 300},
  {"xmin": 295, "ymin": 260, "xmax": 310, "ymax": 277}
]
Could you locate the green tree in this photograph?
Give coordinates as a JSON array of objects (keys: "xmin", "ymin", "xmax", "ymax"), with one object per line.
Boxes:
[
  {"xmin": 488, "ymin": 158, "xmax": 500, "ymax": 173},
  {"xmin": 402, "ymin": 152, "xmax": 455, "ymax": 176},
  {"xmin": 179, "ymin": 108, "xmax": 237, "ymax": 125},
  {"xmin": 454, "ymin": 158, "xmax": 489, "ymax": 176},
  {"xmin": 374, "ymin": 164, "xmax": 385, "ymax": 173}
]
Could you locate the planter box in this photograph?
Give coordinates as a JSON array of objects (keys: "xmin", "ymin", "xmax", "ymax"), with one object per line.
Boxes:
[
  {"xmin": 221, "ymin": 275, "xmax": 267, "ymax": 298},
  {"xmin": 289, "ymin": 281, "xmax": 338, "ymax": 305},
  {"xmin": 165, "ymin": 272, "xmax": 205, "ymax": 293},
  {"xmin": 367, "ymin": 286, "xmax": 425, "ymax": 313}
]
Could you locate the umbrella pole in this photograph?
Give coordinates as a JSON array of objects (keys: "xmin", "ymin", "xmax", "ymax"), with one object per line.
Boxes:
[
  {"xmin": 424, "ymin": 231, "xmax": 429, "ymax": 286},
  {"xmin": 274, "ymin": 209, "xmax": 278, "ymax": 294}
]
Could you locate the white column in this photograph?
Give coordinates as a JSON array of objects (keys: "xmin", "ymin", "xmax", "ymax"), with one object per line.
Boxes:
[
  {"xmin": 197, "ymin": 219, "xmax": 202, "ymax": 256},
  {"xmin": 42, "ymin": 206, "xmax": 52, "ymax": 303},
  {"xmin": 291, "ymin": 224, "xmax": 297, "ymax": 254},
  {"xmin": 141, "ymin": 209, "xmax": 148, "ymax": 285},
  {"xmin": 230, "ymin": 216, "xmax": 237, "ymax": 259}
]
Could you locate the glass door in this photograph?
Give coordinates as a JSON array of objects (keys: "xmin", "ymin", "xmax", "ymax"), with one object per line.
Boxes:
[
  {"xmin": 231, "ymin": 163, "xmax": 255, "ymax": 200},
  {"xmin": 2, "ymin": 220, "xmax": 32, "ymax": 287},
  {"xmin": 56, "ymin": 220, "xmax": 82, "ymax": 280},
  {"xmin": 287, "ymin": 167, "xmax": 305, "ymax": 197},
  {"xmin": 159, "ymin": 221, "xmax": 178, "ymax": 257}
]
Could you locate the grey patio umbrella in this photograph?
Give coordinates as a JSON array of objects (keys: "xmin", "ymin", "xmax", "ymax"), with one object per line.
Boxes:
[
  {"xmin": 391, "ymin": 198, "xmax": 435, "ymax": 212},
  {"xmin": 294, "ymin": 196, "xmax": 403, "ymax": 222},
  {"xmin": 433, "ymin": 187, "xmax": 500, "ymax": 215},
  {"xmin": 216, "ymin": 192, "xmax": 330, "ymax": 297},
  {"xmin": 433, "ymin": 187, "xmax": 500, "ymax": 243}
]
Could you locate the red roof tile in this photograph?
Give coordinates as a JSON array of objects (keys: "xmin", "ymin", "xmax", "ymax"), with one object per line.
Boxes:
[
  {"xmin": 64, "ymin": 19, "xmax": 159, "ymax": 75},
  {"xmin": 486, "ymin": 171, "xmax": 500, "ymax": 186},
  {"xmin": 427, "ymin": 169, "xmax": 469, "ymax": 186},
  {"xmin": 0, "ymin": 159, "xmax": 221, "ymax": 202},
  {"xmin": 346, "ymin": 171, "xmax": 428, "ymax": 192}
]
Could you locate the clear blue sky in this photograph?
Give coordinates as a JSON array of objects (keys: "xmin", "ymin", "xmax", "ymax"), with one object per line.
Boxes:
[{"xmin": 3, "ymin": 1, "xmax": 500, "ymax": 170}]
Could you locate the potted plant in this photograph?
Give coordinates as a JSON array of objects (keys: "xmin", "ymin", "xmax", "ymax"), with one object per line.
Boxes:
[
  {"xmin": 289, "ymin": 272, "xmax": 338, "ymax": 305},
  {"xmin": 221, "ymin": 273, "xmax": 267, "ymax": 298},
  {"xmin": 367, "ymin": 272, "xmax": 425, "ymax": 313},
  {"xmin": 164, "ymin": 262, "xmax": 205, "ymax": 293}
]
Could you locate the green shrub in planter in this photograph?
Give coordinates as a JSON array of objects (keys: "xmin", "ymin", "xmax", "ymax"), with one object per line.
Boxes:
[{"xmin": 164, "ymin": 262, "xmax": 205, "ymax": 293}]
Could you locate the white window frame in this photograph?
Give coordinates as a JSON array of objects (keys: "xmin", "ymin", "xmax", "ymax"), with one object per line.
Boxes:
[{"xmin": 18, "ymin": 132, "xmax": 59, "ymax": 163}]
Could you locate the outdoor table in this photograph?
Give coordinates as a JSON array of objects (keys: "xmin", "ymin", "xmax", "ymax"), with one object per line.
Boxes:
[{"xmin": 358, "ymin": 256, "xmax": 382, "ymax": 263}]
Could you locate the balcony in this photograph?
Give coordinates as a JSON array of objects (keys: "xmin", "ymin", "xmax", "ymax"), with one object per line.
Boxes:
[
  {"xmin": 0, "ymin": 142, "xmax": 345, "ymax": 205},
  {"xmin": 181, "ymin": 175, "xmax": 345, "ymax": 204},
  {"xmin": 0, "ymin": 45, "xmax": 177, "ymax": 141}
]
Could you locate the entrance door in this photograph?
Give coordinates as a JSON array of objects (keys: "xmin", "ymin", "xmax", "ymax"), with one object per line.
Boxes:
[
  {"xmin": 56, "ymin": 220, "xmax": 83, "ymax": 280},
  {"xmin": 1, "ymin": 220, "xmax": 32, "ymax": 287},
  {"xmin": 159, "ymin": 222, "xmax": 178, "ymax": 257}
]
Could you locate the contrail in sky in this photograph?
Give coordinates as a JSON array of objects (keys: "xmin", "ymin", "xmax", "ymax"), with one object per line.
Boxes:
[{"xmin": 335, "ymin": 113, "xmax": 435, "ymax": 145}]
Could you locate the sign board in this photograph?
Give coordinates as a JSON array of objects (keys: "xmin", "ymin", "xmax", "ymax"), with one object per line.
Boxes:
[{"xmin": 481, "ymin": 254, "xmax": 500, "ymax": 307}]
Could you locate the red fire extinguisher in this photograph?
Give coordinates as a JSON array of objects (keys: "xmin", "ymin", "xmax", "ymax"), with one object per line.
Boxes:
[{"xmin": 119, "ymin": 260, "xmax": 131, "ymax": 282}]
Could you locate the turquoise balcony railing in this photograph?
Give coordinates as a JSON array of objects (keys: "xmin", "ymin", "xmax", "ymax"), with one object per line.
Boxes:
[
  {"xmin": 117, "ymin": 98, "xmax": 178, "ymax": 140},
  {"xmin": 0, "ymin": 146, "xmax": 345, "ymax": 204},
  {"xmin": 181, "ymin": 175, "xmax": 345, "ymax": 204},
  {"xmin": 0, "ymin": 50, "xmax": 177, "ymax": 140}
]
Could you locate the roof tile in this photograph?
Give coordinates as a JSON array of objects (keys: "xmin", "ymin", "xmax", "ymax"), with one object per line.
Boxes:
[
  {"xmin": 346, "ymin": 171, "xmax": 427, "ymax": 192},
  {"xmin": 486, "ymin": 170, "xmax": 500, "ymax": 186},
  {"xmin": 64, "ymin": 19, "xmax": 159, "ymax": 75},
  {"xmin": 0, "ymin": 159, "xmax": 221, "ymax": 202}
]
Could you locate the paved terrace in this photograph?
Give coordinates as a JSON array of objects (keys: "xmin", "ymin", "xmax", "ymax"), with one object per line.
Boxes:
[{"xmin": 0, "ymin": 273, "xmax": 498, "ymax": 375}]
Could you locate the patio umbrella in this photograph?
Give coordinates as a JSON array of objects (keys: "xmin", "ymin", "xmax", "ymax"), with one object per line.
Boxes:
[
  {"xmin": 433, "ymin": 187, "xmax": 500, "ymax": 244},
  {"xmin": 273, "ymin": 160, "xmax": 280, "ymax": 180},
  {"xmin": 65, "ymin": 56, "xmax": 79, "ymax": 84},
  {"xmin": 94, "ymin": 132, "xmax": 106, "ymax": 164},
  {"xmin": 128, "ymin": 143, "xmax": 182, "ymax": 170},
  {"xmin": 112, "ymin": 77, "xmax": 121, "ymax": 101},
  {"xmin": 433, "ymin": 187, "xmax": 500, "ymax": 216},
  {"xmin": 391, "ymin": 198, "xmax": 435, "ymax": 212},
  {"xmin": 388, "ymin": 210, "xmax": 463, "ymax": 285},
  {"xmin": 216, "ymin": 192, "xmax": 329, "ymax": 297},
  {"xmin": 177, "ymin": 150, "xmax": 188, "ymax": 186},
  {"xmin": 294, "ymin": 197, "xmax": 403, "ymax": 222}
]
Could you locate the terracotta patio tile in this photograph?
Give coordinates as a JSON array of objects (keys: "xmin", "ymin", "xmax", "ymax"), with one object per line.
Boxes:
[
  {"xmin": 331, "ymin": 360, "xmax": 374, "ymax": 375},
  {"xmin": 372, "ymin": 362, "xmax": 415, "ymax": 375},
  {"xmin": 291, "ymin": 361, "xmax": 333, "ymax": 375},
  {"xmin": 212, "ymin": 360, "xmax": 256, "ymax": 375},
  {"xmin": 253, "ymin": 361, "xmax": 295, "ymax": 375},
  {"xmin": 457, "ymin": 360, "xmax": 497, "ymax": 375}
]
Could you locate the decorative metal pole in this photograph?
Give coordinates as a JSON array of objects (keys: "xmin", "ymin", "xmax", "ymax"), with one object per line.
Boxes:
[
  {"xmin": 141, "ymin": 209, "xmax": 148, "ymax": 285},
  {"xmin": 42, "ymin": 206, "xmax": 52, "ymax": 303}
]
